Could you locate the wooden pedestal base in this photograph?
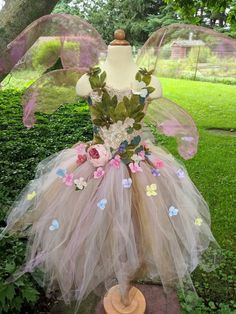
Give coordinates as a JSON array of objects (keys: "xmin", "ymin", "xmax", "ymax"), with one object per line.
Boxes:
[{"xmin": 103, "ymin": 285, "xmax": 146, "ymax": 314}]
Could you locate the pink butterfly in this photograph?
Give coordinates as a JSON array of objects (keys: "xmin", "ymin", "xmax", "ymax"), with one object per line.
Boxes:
[
  {"xmin": 154, "ymin": 159, "xmax": 165, "ymax": 169},
  {"xmin": 129, "ymin": 162, "xmax": 143, "ymax": 173},
  {"xmin": 94, "ymin": 167, "xmax": 105, "ymax": 179},
  {"xmin": 63, "ymin": 173, "xmax": 74, "ymax": 186},
  {"xmin": 109, "ymin": 155, "xmax": 121, "ymax": 168}
]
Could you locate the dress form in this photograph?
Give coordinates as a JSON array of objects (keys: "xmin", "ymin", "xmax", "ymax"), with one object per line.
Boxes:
[
  {"xmin": 77, "ymin": 30, "xmax": 148, "ymax": 314},
  {"xmin": 76, "ymin": 30, "xmax": 162, "ymax": 99}
]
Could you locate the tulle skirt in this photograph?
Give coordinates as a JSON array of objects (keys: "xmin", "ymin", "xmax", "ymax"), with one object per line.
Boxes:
[{"xmin": 1, "ymin": 140, "xmax": 220, "ymax": 307}]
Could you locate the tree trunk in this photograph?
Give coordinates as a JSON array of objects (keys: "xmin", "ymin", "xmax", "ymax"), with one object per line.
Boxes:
[{"xmin": 0, "ymin": 0, "xmax": 59, "ymax": 53}]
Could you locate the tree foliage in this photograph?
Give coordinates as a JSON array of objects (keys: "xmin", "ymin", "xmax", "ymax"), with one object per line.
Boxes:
[
  {"xmin": 54, "ymin": 0, "xmax": 236, "ymax": 44},
  {"xmin": 165, "ymin": 0, "xmax": 236, "ymax": 31},
  {"xmin": 0, "ymin": 0, "xmax": 60, "ymax": 52},
  {"xmin": 54, "ymin": 0, "xmax": 178, "ymax": 45}
]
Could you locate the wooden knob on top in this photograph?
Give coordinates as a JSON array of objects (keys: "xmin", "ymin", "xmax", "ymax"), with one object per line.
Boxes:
[{"xmin": 110, "ymin": 29, "xmax": 130, "ymax": 46}]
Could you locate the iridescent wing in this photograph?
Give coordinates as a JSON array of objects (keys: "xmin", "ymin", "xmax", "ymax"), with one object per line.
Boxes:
[
  {"xmin": 22, "ymin": 69, "xmax": 83, "ymax": 128},
  {"xmin": 0, "ymin": 14, "xmax": 107, "ymax": 127},
  {"xmin": 0, "ymin": 14, "xmax": 106, "ymax": 83},
  {"xmin": 137, "ymin": 23, "xmax": 236, "ymax": 159},
  {"xmin": 145, "ymin": 97, "xmax": 199, "ymax": 160},
  {"xmin": 137, "ymin": 23, "xmax": 236, "ymax": 81}
]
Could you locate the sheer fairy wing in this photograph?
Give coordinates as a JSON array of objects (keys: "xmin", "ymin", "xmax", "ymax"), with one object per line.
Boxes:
[
  {"xmin": 22, "ymin": 69, "xmax": 85, "ymax": 128},
  {"xmin": 0, "ymin": 14, "xmax": 107, "ymax": 127},
  {"xmin": 145, "ymin": 97, "xmax": 198, "ymax": 160},
  {"xmin": 137, "ymin": 23, "xmax": 236, "ymax": 80},
  {"xmin": 137, "ymin": 23, "xmax": 236, "ymax": 159},
  {"xmin": 0, "ymin": 14, "xmax": 107, "ymax": 84}
]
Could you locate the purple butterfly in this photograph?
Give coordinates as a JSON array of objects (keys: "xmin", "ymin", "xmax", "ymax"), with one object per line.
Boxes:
[
  {"xmin": 176, "ymin": 168, "xmax": 185, "ymax": 179},
  {"xmin": 151, "ymin": 168, "xmax": 161, "ymax": 177},
  {"xmin": 122, "ymin": 178, "xmax": 132, "ymax": 188}
]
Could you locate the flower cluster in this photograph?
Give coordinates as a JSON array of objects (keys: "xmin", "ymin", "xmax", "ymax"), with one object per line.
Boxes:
[{"xmin": 99, "ymin": 118, "xmax": 136, "ymax": 151}]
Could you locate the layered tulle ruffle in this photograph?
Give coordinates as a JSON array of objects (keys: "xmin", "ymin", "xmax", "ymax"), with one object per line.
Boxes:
[{"xmin": 1, "ymin": 141, "xmax": 219, "ymax": 306}]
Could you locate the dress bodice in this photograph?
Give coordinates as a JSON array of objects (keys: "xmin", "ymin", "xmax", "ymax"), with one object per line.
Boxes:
[
  {"xmin": 89, "ymin": 85, "xmax": 133, "ymax": 104},
  {"xmin": 86, "ymin": 67, "xmax": 155, "ymax": 164}
]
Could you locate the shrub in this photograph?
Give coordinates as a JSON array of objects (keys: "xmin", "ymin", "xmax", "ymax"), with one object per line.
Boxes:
[{"xmin": 0, "ymin": 89, "xmax": 92, "ymax": 313}]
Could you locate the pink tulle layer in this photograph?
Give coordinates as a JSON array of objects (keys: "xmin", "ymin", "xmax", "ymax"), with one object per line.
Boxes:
[{"xmin": 2, "ymin": 140, "xmax": 219, "ymax": 305}]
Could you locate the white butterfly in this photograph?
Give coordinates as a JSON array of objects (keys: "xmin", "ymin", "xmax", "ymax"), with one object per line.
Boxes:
[{"xmin": 74, "ymin": 177, "xmax": 87, "ymax": 190}]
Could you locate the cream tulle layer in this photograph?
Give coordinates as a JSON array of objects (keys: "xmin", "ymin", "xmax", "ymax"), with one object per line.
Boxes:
[{"xmin": 2, "ymin": 142, "xmax": 218, "ymax": 304}]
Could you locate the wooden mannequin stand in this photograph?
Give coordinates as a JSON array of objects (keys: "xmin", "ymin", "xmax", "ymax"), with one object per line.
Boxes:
[
  {"xmin": 103, "ymin": 285, "xmax": 146, "ymax": 314},
  {"xmin": 76, "ymin": 28, "xmax": 162, "ymax": 314}
]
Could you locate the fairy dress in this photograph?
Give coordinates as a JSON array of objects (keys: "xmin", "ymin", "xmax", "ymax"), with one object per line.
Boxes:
[{"xmin": 2, "ymin": 66, "xmax": 219, "ymax": 306}]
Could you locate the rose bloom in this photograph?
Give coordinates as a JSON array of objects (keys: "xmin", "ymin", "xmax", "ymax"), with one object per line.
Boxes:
[{"xmin": 87, "ymin": 144, "xmax": 110, "ymax": 167}]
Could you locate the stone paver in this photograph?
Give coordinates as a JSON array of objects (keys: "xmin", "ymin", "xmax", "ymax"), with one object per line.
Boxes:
[{"xmin": 51, "ymin": 284, "xmax": 180, "ymax": 314}]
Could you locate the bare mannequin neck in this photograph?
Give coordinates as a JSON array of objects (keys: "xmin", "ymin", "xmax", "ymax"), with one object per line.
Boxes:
[
  {"xmin": 101, "ymin": 45, "xmax": 138, "ymax": 89},
  {"xmin": 103, "ymin": 45, "xmax": 137, "ymax": 72}
]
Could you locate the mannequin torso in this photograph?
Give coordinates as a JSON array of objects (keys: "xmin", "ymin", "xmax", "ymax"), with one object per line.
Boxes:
[{"xmin": 76, "ymin": 45, "xmax": 162, "ymax": 99}]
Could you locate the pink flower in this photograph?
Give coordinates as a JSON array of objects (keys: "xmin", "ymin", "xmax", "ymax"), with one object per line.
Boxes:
[
  {"xmin": 88, "ymin": 148, "xmax": 100, "ymax": 159},
  {"xmin": 87, "ymin": 144, "xmax": 110, "ymax": 167},
  {"xmin": 154, "ymin": 159, "xmax": 165, "ymax": 168},
  {"xmin": 141, "ymin": 140, "xmax": 149, "ymax": 150},
  {"xmin": 63, "ymin": 173, "xmax": 74, "ymax": 186},
  {"xmin": 75, "ymin": 143, "xmax": 87, "ymax": 155},
  {"xmin": 129, "ymin": 162, "xmax": 143, "ymax": 173},
  {"xmin": 94, "ymin": 167, "xmax": 105, "ymax": 179},
  {"xmin": 138, "ymin": 150, "xmax": 145, "ymax": 160},
  {"xmin": 76, "ymin": 154, "xmax": 87, "ymax": 166},
  {"xmin": 109, "ymin": 155, "xmax": 121, "ymax": 168}
]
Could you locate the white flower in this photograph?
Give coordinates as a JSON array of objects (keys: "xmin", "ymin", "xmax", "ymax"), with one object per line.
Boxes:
[
  {"xmin": 123, "ymin": 118, "xmax": 135, "ymax": 128},
  {"xmin": 131, "ymin": 80, "xmax": 148, "ymax": 98},
  {"xmin": 74, "ymin": 177, "xmax": 87, "ymax": 190},
  {"xmin": 131, "ymin": 153, "xmax": 142, "ymax": 163},
  {"xmin": 99, "ymin": 118, "xmax": 139, "ymax": 150}
]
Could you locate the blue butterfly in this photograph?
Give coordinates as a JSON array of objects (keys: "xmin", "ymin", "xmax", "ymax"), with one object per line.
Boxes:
[
  {"xmin": 97, "ymin": 198, "xmax": 107, "ymax": 210},
  {"xmin": 49, "ymin": 219, "xmax": 60, "ymax": 231},
  {"xmin": 168, "ymin": 206, "xmax": 179, "ymax": 217},
  {"xmin": 56, "ymin": 168, "xmax": 66, "ymax": 178}
]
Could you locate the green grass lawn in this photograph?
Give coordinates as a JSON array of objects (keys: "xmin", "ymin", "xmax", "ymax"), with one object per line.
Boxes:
[
  {"xmin": 0, "ymin": 78, "xmax": 235, "ymax": 313},
  {"xmin": 159, "ymin": 78, "xmax": 236, "ymax": 251},
  {"xmin": 160, "ymin": 77, "xmax": 236, "ymax": 129}
]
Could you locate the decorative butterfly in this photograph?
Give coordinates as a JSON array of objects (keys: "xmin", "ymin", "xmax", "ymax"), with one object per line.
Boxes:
[
  {"xmin": 94, "ymin": 167, "xmax": 105, "ymax": 179},
  {"xmin": 153, "ymin": 159, "xmax": 165, "ymax": 169},
  {"xmin": 168, "ymin": 206, "xmax": 179, "ymax": 217},
  {"xmin": 151, "ymin": 168, "xmax": 161, "ymax": 177},
  {"xmin": 56, "ymin": 168, "xmax": 66, "ymax": 178},
  {"xmin": 146, "ymin": 184, "xmax": 157, "ymax": 197},
  {"xmin": 97, "ymin": 198, "xmax": 107, "ymax": 210},
  {"xmin": 122, "ymin": 178, "xmax": 132, "ymax": 189},
  {"xmin": 129, "ymin": 162, "xmax": 143, "ymax": 173},
  {"xmin": 63, "ymin": 173, "xmax": 74, "ymax": 186},
  {"xmin": 27, "ymin": 191, "xmax": 37, "ymax": 201},
  {"xmin": 176, "ymin": 168, "xmax": 185, "ymax": 179},
  {"xmin": 194, "ymin": 217, "xmax": 203, "ymax": 226},
  {"xmin": 74, "ymin": 177, "xmax": 87, "ymax": 190},
  {"xmin": 49, "ymin": 219, "xmax": 60, "ymax": 231}
]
